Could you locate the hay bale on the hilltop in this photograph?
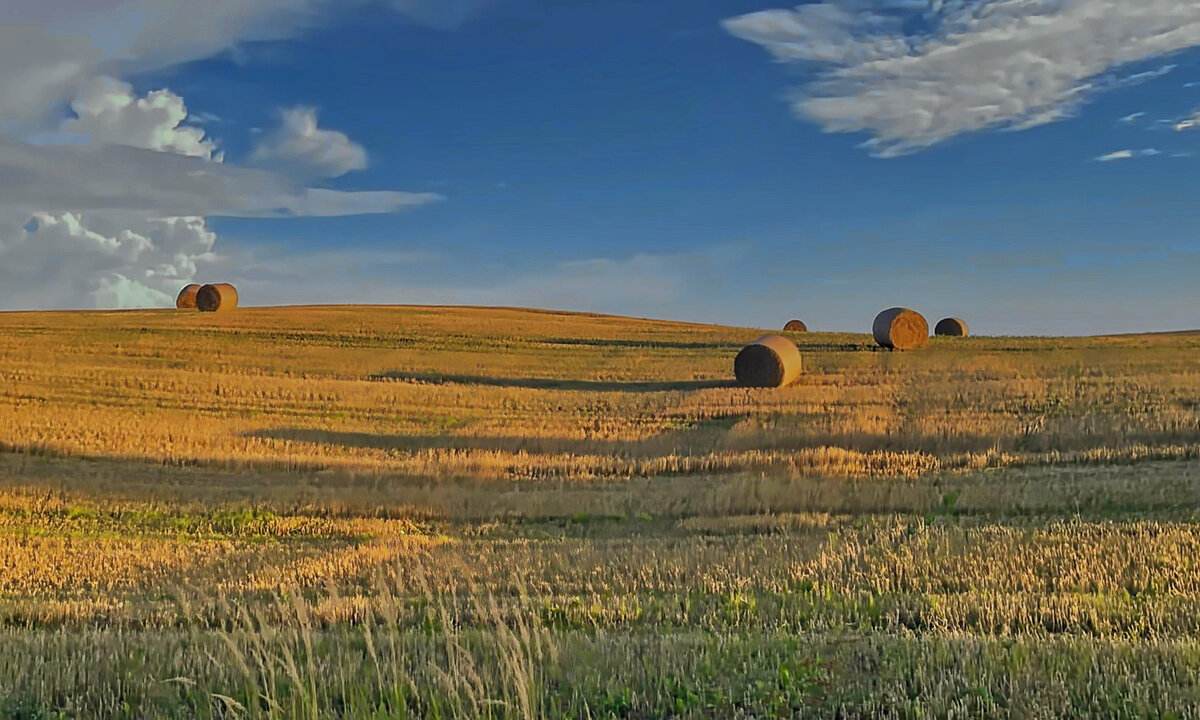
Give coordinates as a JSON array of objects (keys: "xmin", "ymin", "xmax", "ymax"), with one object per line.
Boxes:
[
  {"xmin": 734, "ymin": 334, "xmax": 802, "ymax": 388},
  {"xmin": 784, "ymin": 319, "xmax": 808, "ymax": 332},
  {"xmin": 935, "ymin": 317, "xmax": 969, "ymax": 337},
  {"xmin": 176, "ymin": 284, "xmax": 201, "ymax": 309},
  {"xmin": 873, "ymin": 308, "xmax": 928, "ymax": 350},
  {"xmin": 196, "ymin": 283, "xmax": 239, "ymax": 313}
]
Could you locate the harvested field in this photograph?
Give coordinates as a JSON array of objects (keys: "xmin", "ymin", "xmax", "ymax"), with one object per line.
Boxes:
[{"xmin": 2, "ymin": 305, "xmax": 1200, "ymax": 718}]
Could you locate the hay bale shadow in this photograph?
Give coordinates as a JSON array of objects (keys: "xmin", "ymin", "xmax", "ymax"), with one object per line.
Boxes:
[
  {"xmin": 369, "ymin": 371, "xmax": 736, "ymax": 393},
  {"xmin": 538, "ymin": 338, "xmax": 740, "ymax": 350}
]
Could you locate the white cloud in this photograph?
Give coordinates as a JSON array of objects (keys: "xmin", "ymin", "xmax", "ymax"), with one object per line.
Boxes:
[
  {"xmin": 1119, "ymin": 112, "xmax": 1147, "ymax": 123},
  {"xmin": 93, "ymin": 273, "xmax": 175, "ymax": 309},
  {"xmin": 0, "ymin": 128, "xmax": 441, "ymax": 219},
  {"xmin": 1171, "ymin": 108, "xmax": 1200, "ymax": 130},
  {"xmin": 250, "ymin": 107, "xmax": 367, "ymax": 179},
  {"xmin": 1093, "ymin": 148, "xmax": 1161, "ymax": 162},
  {"xmin": 64, "ymin": 76, "xmax": 216, "ymax": 159},
  {"xmin": 725, "ymin": 0, "xmax": 1200, "ymax": 156},
  {"xmin": 1095, "ymin": 150, "xmax": 1135, "ymax": 162},
  {"xmin": 0, "ymin": 211, "xmax": 217, "ymax": 310}
]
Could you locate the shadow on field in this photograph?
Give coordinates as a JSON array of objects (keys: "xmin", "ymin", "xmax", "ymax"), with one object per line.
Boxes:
[
  {"xmin": 249, "ymin": 425, "xmax": 1013, "ymax": 458},
  {"xmin": 369, "ymin": 370, "xmax": 736, "ymax": 392},
  {"xmin": 249, "ymin": 428, "xmax": 726, "ymax": 457},
  {"xmin": 798, "ymin": 342, "xmax": 880, "ymax": 352},
  {"xmin": 538, "ymin": 337, "xmax": 739, "ymax": 350}
]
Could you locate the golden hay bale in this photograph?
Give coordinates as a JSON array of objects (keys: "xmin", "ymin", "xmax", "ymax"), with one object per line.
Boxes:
[
  {"xmin": 734, "ymin": 334, "xmax": 802, "ymax": 388},
  {"xmin": 175, "ymin": 284, "xmax": 201, "ymax": 309},
  {"xmin": 783, "ymin": 319, "xmax": 808, "ymax": 332},
  {"xmin": 872, "ymin": 307, "xmax": 928, "ymax": 350},
  {"xmin": 196, "ymin": 283, "xmax": 239, "ymax": 312},
  {"xmin": 935, "ymin": 317, "xmax": 969, "ymax": 337}
]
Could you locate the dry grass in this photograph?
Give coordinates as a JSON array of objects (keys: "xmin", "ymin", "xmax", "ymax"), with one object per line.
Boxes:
[{"xmin": 3, "ymin": 305, "xmax": 1200, "ymax": 716}]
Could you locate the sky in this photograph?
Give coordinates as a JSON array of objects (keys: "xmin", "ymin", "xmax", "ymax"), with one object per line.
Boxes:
[{"xmin": 5, "ymin": 1, "xmax": 1200, "ymax": 335}]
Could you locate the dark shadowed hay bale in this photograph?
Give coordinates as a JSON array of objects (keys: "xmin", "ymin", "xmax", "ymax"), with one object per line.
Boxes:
[
  {"xmin": 734, "ymin": 334, "xmax": 802, "ymax": 388},
  {"xmin": 196, "ymin": 283, "xmax": 239, "ymax": 312},
  {"xmin": 784, "ymin": 319, "xmax": 808, "ymax": 332},
  {"xmin": 935, "ymin": 317, "xmax": 969, "ymax": 337},
  {"xmin": 873, "ymin": 308, "xmax": 928, "ymax": 350},
  {"xmin": 175, "ymin": 284, "xmax": 201, "ymax": 309}
]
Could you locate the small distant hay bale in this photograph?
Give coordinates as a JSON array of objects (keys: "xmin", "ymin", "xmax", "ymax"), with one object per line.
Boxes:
[
  {"xmin": 734, "ymin": 334, "xmax": 803, "ymax": 388},
  {"xmin": 175, "ymin": 284, "xmax": 201, "ymax": 309},
  {"xmin": 196, "ymin": 283, "xmax": 239, "ymax": 312},
  {"xmin": 783, "ymin": 319, "xmax": 808, "ymax": 332},
  {"xmin": 935, "ymin": 317, "xmax": 969, "ymax": 337},
  {"xmin": 873, "ymin": 308, "xmax": 929, "ymax": 350}
]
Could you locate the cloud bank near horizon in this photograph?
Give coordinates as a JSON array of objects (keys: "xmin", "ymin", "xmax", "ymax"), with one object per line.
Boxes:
[{"xmin": 0, "ymin": 0, "xmax": 459, "ymax": 310}]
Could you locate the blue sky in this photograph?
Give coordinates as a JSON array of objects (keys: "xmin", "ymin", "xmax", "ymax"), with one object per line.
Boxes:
[{"xmin": 5, "ymin": 0, "xmax": 1200, "ymax": 335}]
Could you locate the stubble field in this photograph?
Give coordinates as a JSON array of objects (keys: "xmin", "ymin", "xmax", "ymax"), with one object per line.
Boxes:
[{"xmin": 4, "ymin": 305, "xmax": 1200, "ymax": 718}]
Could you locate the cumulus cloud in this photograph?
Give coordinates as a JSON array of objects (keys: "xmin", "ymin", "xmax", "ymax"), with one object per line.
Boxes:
[
  {"xmin": 724, "ymin": 0, "xmax": 1200, "ymax": 156},
  {"xmin": 0, "ymin": 1, "xmax": 459, "ymax": 310},
  {"xmin": 250, "ymin": 107, "xmax": 367, "ymax": 179},
  {"xmin": 0, "ymin": 211, "xmax": 217, "ymax": 310},
  {"xmin": 63, "ymin": 76, "xmax": 217, "ymax": 159}
]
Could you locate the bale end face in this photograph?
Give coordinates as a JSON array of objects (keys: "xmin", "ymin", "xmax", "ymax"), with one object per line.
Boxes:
[
  {"xmin": 873, "ymin": 308, "xmax": 929, "ymax": 350},
  {"xmin": 935, "ymin": 318, "xmax": 969, "ymax": 337},
  {"xmin": 196, "ymin": 283, "xmax": 239, "ymax": 313},
  {"xmin": 734, "ymin": 334, "xmax": 803, "ymax": 388},
  {"xmin": 783, "ymin": 319, "xmax": 808, "ymax": 332},
  {"xmin": 175, "ymin": 284, "xmax": 202, "ymax": 309}
]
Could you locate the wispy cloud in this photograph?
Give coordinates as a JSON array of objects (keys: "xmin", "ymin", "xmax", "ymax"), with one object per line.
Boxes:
[
  {"xmin": 1094, "ymin": 148, "xmax": 1162, "ymax": 162},
  {"xmin": 1171, "ymin": 108, "xmax": 1200, "ymax": 130},
  {"xmin": 1118, "ymin": 64, "xmax": 1177, "ymax": 85},
  {"xmin": 1095, "ymin": 150, "xmax": 1136, "ymax": 162},
  {"xmin": 724, "ymin": 1, "xmax": 1200, "ymax": 157},
  {"xmin": 217, "ymin": 244, "xmax": 750, "ymax": 324},
  {"xmin": 188, "ymin": 111, "xmax": 224, "ymax": 124},
  {"xmin": 1119, "ymin": 112, "xmax": 1147, "ymax": 123}
]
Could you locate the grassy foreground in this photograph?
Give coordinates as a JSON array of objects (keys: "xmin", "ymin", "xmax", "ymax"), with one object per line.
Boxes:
[{"xmin": 4, "ymin": 305, "xmax": 1200, "ymax": 717}]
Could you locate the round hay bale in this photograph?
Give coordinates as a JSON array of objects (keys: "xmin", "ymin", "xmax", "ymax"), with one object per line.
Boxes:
[
  {"xmin": 175, "ymin": 283, "xmax": 201, "ymax": 309},
  {"xmin": 872, "ymin": 308, "xmax": 928, "ymax": 350},
  {"xmin": 783, "ymin": 319, "xmax": 808, "ymax": 332},
  {"xmin": 196, "ymin": 283, "xmax": 239, "ymax": 313},
  {"xmin": 934, "ymin": 317, "xmax": 969, "ymax": 337},
  {"xmin": 734, "ymin": 334, "xmax": 802, "ymax": 388}
]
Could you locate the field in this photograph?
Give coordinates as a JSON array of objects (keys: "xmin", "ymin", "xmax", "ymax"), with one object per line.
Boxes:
[{"xmin": 4, "ymin": 305, "xmax": 1200, "ymax": 718}]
